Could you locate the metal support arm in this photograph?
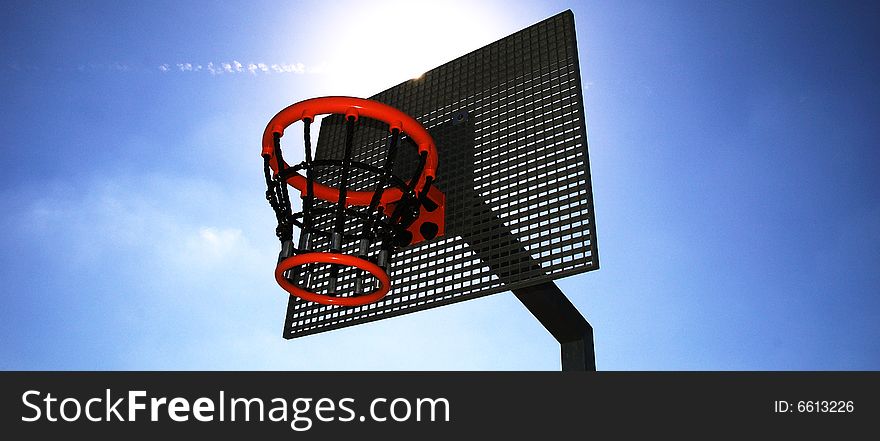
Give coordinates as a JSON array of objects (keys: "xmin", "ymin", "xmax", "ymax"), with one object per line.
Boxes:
[{"xmin": 512, "ymin": 282, "xmax": 596, "ymax": 371}]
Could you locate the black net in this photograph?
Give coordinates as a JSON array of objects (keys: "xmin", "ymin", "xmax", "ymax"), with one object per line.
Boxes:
[{"xmin": 265, "ymin": 115, "xmax": 430, "ymax": 303}]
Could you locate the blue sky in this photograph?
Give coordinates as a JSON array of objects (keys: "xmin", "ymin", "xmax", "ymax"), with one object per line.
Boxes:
[{"xmin": 1, "ymin": 0, "xmax": 878, "ymax": 370}]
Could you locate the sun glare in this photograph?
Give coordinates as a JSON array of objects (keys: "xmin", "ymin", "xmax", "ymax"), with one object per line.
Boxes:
[{"xmin": 316, "ymin": 0, "xmax": 509, "ymax": 96}]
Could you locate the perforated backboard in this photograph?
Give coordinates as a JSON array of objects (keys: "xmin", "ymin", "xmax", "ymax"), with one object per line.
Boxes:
[{"xmin": 282, "ymin": 10, "xmax": 598, "ymax": 338}]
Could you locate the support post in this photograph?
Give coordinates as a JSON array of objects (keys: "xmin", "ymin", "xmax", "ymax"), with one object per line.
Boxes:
[{"xmin": 512, "ymin": 282, "xmax": 596, "ymax": 371}]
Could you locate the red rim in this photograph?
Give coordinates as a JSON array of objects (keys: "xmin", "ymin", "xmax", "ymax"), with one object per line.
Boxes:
[
  {"xmin": 275, "ymin": 252, "xmax": 391, "ymax": 306},
  {"xmin": 261, "ymin": 96, "xmax": 437, "ymax": 207}
]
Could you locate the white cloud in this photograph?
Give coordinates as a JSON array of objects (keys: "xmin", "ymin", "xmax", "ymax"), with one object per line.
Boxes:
[
  {"xmin": 19, "ymin": 169, "xmax": 274, "ymax": 277},
  {"xmin": 181, "ymin": 227, "xmax": 247, "ymax": 269}
]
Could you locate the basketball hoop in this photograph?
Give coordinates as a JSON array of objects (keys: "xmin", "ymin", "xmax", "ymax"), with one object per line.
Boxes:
[{"xmin": 262, "ymin": 96, "xmax": 445, "ymax": 306}]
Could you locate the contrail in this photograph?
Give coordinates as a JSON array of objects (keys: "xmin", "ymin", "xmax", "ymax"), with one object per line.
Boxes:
[
  {"xmin": 2, "ymin": 61, "xmax": 324, "ymax": 75},
  {"xmin": 158, "ymin": 60, "xmax": 318, "ymax": 75}
]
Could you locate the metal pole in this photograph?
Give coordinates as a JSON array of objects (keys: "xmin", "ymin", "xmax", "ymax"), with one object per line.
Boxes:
[{"xmin": 512, "ymin": 282, "xmax": 596, "ymax": 371}]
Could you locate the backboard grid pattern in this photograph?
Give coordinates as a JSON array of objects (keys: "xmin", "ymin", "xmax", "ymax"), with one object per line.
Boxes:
[{"xmin": 283, "ymin": 11, "xmax": 598, "ymax": 338}]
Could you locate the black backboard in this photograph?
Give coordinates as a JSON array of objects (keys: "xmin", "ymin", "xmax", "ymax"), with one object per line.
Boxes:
[{"xmin": 282, "ymin": 10, "xmax": 598, "ymax": 338}]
